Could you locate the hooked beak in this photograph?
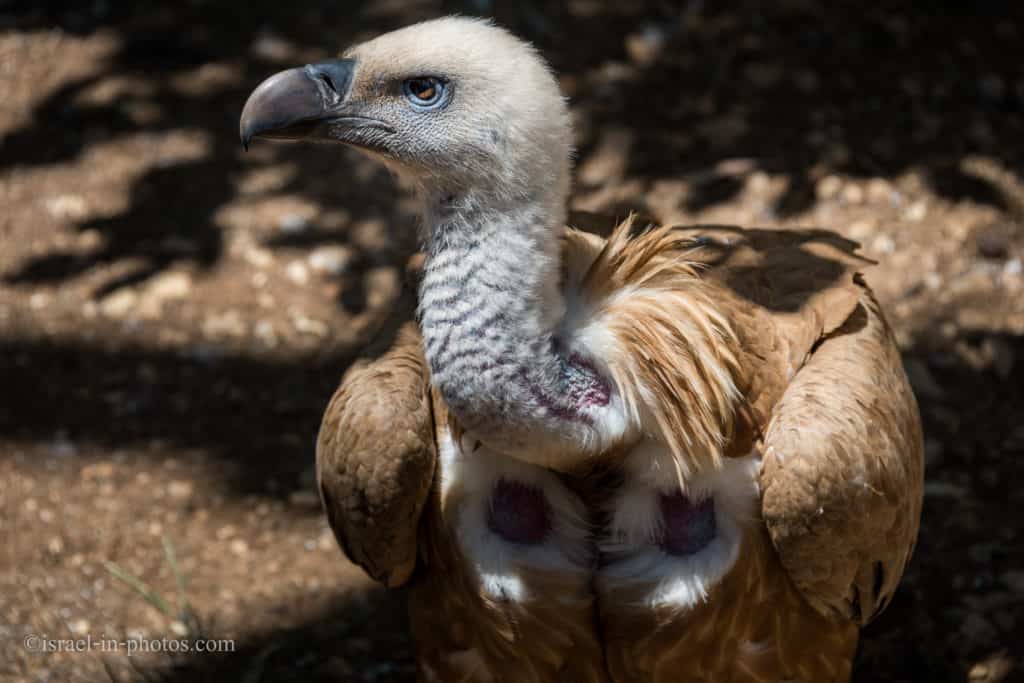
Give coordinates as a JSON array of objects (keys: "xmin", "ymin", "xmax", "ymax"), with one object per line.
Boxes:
[{"xmin": 240, "ymin": 59, "xmax": 358, "ymax": 150}]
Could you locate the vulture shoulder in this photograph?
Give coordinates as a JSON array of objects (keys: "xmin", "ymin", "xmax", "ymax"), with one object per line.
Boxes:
[
  {"xmin": 316, "ymin": 322, "xmax": 436, "ymax": 587},
  {"xmin": 758, "ymin": 285, "xmax": 924, "ymax": 624},
  {"xmin": 681, "ymin": 225, "xmax": 925, "ymax": 625}
]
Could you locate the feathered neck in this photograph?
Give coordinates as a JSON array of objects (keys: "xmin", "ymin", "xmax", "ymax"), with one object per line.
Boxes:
[{"xmin": 416, "ymin": 184, "xmax": 609, "ymax": 459}]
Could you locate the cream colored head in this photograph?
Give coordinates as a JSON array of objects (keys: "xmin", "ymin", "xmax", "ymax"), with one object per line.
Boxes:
[{"xmin": 241, "ymin": 17, "xmax": 572, "ymax": 204}]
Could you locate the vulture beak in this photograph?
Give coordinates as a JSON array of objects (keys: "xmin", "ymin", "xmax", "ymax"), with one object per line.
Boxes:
[{"xmin": 240, "ymin": 59, "xmax": 357, "ymax": 150}]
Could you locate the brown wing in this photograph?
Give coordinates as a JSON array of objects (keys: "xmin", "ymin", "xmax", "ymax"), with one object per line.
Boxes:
[
  {"xmin": 316, "ymin": 321, "xmax": 436, "ymax": 587},
  {"xmin": 675, "ymin": 226, "xmax": 924, "ymax": 624},
  {"xmin": 759, "ymin": 284, "xmax": 925, "ymax": 624}
]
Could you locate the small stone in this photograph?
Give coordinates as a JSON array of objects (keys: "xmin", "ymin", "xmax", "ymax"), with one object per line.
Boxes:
[
  {"xmin": 865, "ymin": 178, "xmax": 896, "ymax": 205},
  {"xmin": 69, "ymin": 619, "xmax": 90, "ymax": 635},
  {"xmin": 278, "ymin": 213, "xmax": 311, "ymax": 234},
  {"xmin": 871, "ymin": 234, "xmax": 896, "ymax": 255},
  {"xmin": 145, "ymin": 272, "xmax": 192, "ymax": 302},
  {"xmin": 77, "ymin": 229, "xmax": 103, "ymax": 250},
  {"xmin": 169, "ymin": 620, "xmax": 189, "ymax": 637},
  {"xmin": 39, "ymin": 508, "xmax": 55, "ymax": 523},
  {"xmin": 250, "ymin": 31, "xmax": 296, "ymax": 62},
  {"xmin": 969, "ymin": 652, "xmax": 1016, "ymax": 681},
  {"xmin": 975, "ymin": 223, "xmax": 1010, "ymax": 260},
  {"xmin": 100, "ymin": 289, "xmax": 137, "ymax": 318},
  {"xmin": 292, "ymin": 314, "xmax": 327, "ymax": 337},
  {"xmin": 202, "ymin": 310, "xmax": 246, "ymax": 338},
  {"xmin": 308, "ymin": 245, "xmax": 354, "ymax": 276},
  {"xmin": 45, "ymin": 195, "xmax": 88, "ymax": 220},
  {"xmin": 229, "ymin": 539, "xmax": 249, "ymax": 556},
  {"xmin": 840, "ymin": 183, "xmax": 864, "ymax": 204},
  {"xmin": 904, "ymin": 200, "xmax": 927, "ymax": 222},
  {"xmin": 29, "ymin": 292, "xmax": 51, "ymax": 310},
  {"xmin": 285, "ymin": 260, "xmax": 309, "ymax": 285},
  {"xmin": 816, "ymin": 175, "xmax": 842, "ymax": 200},
  {"xmin": 1005, "ymin": 258, "xmax": 1022, "ymax": 277},
  {"xmin": 254, "ymin": 320, "xmax": 278, "ymax": 348},
  {"xmin": 625, "ymin": 23, "xmax": 669, "ymax": 67},
  {"xmin": 243, "ymin": 247, "xmax": 273, "ymax": 268},
  {"xmin": 167, "ymin": 480, "xmax": 193, "ymax": 499},
  {"xmin": 47, "ymin": 537, "xmax": 64, "ymax": 555}
]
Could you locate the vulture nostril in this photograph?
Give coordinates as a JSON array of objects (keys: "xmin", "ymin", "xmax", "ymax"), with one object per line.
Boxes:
[{"xmin": 319, "ymin": 73, "xmax": 337, "ymax": 95}]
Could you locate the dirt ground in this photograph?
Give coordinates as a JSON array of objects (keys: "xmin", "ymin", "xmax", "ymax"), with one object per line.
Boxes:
[{"xmin": 1, "ymin": 1, "xmax": 1022, "ymax": 681}]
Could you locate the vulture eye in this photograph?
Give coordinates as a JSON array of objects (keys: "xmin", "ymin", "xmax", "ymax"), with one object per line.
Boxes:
[{"xmin": 403, "ymin": 77, "xmax": 447, "ymax": 109}]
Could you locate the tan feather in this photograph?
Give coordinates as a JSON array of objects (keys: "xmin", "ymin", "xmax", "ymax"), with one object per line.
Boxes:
[{"xmin": 579, "ymin": 217, "xmax": 746, "ymax": 484}]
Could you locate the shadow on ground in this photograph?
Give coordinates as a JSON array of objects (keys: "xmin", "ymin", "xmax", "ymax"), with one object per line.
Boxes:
[{"xmin": 2, "ymin": 1, "xmax": 1022, "ymax": 290}]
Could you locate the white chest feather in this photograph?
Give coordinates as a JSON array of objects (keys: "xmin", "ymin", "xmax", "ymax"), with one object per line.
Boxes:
[{"xmin": 438, "ymin": 416, "xmax": 760, "ymax": 610}]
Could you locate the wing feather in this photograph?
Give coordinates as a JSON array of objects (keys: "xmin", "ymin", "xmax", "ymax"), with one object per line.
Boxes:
[
  {"xmin": 316, "ymin": 322, "xmax": 436, "ymax": 587},
  {"xmin": 759, "ymin": 284, "xmax": 925, "ymax": 624}
]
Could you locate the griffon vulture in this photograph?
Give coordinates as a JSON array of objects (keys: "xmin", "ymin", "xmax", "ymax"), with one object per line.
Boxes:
[{"xmin": 240, "ymin": 17, "xmax": 924, "ymax": 682}]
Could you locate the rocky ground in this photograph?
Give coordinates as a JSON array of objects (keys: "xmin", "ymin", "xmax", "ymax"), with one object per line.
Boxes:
[{"xmin": 1, "ymin": 1, "xmax": 1022, "ymax": 681}]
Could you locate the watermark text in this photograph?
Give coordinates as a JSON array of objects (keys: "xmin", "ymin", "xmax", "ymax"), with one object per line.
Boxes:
[{"xmin": 23, "ymin": 633, "xmax": 235, "ymax": 657}]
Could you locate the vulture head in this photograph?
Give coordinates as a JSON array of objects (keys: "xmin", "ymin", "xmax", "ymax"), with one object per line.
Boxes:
[
  {"xmin": 240, "ymin": 17, "xmax": 571, "ymax": 217},
  {"xmin": 242, "ymin": 17, "xmax": 614, "ymax": 469}
]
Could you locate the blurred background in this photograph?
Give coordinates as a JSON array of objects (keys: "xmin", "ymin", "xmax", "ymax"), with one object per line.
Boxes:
[{"xmin": 1, "ymin": 1, "xmax": 1022, "ymax": 681}]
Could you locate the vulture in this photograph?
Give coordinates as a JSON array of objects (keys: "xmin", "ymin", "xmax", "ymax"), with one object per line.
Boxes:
[{"xmin": 240, "ymin": 17, "xmax": 925, "ymax": 683}]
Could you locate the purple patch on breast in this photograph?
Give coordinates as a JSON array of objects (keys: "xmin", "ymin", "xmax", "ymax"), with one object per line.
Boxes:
[
  {"xmin": 658, "ymin": 493, "xmax": 717, "ymax": 556},
  {"xmin": 487, "ymin": 479, "xmax": 552, "ymax": 545}
]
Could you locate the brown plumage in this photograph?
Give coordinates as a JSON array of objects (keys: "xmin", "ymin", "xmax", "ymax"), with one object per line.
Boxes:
[
  {"xmin": 316, "ymin": 321, "xmax": 434, "ymax": 588},
  {"xmin": 315, "ymin": 218, "xmax": 923, "ymax": 682}
]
